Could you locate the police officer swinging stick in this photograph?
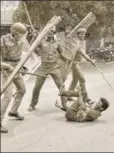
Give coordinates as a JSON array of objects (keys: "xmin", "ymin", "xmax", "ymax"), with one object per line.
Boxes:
[
  {"xmin": 67, "ymin": 35, "xmax": 114, "ymax": 91},
  {"xmin": 56, "ymin": 12, "xmax": 114, "ymax": 110},
  {"xmin": 63, "ymin": 12, "xmax": 114, "ymax": 91},
  {"xmin": 0, "ymin": 16, "xmax": 62, "ymax": 96}
]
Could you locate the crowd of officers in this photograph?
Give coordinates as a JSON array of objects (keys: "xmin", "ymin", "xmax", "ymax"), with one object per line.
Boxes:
[{"xmin": 0, "ymin": 22, "xmax": 109, "ymax": 133}]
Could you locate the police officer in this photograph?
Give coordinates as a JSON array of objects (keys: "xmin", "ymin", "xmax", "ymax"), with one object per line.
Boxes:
[
  {"xmin": 1, "ymin": 22, "xmax": 27, "ymax": 133},
  {"xmin": 28, "ymin": 28, "xmax": 68, "ymax": 112},
  {"xmin": 68, "ymin": 27, "xmax": 95, "ymax": 101}
]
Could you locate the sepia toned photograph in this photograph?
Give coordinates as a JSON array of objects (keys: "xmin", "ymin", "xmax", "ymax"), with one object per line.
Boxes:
[{"xmin": 1, "ymin": 0, "xmax": 114, "ymax": 152}]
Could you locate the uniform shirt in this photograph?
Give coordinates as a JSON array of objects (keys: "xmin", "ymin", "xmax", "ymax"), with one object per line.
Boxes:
[
  {"xmin": 74, "ymin": 38, "xmax": 86, "ymax": 62},
  {"xmin": 38, "ymin": 39, "xmax": 63, "ymax": 63},
  {"xmin": 1, "ymin": 33, "xmax": 23, "ymax": 67},
  {"xmin": 65, "ymin": 100, "xmax": 101, "ymax": 122}
]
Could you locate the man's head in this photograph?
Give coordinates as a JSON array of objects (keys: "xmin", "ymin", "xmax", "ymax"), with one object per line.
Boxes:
[
  {"xmin": 65, "ymin": 25, "xmax": 73, "ymax": 35},
  {"xmin": 10, "ymin": 22, "xmax": 27, "ymax": 41},
  {"xmin": 47, "ymin": 26, "xmax": 56, "ymax": 41},
  {"xmin": 77, "ymin": 27, "xmax": 86, "ymax": 40},
  {"xmin": 95, "ymin": 97, "xmax": 109, "ymax": 112}
]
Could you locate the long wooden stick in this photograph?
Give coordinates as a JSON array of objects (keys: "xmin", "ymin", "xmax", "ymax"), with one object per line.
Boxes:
[
  {"xmin": 93, "ymin": 63, "xmax": 114, "ymax": 90},
  {"xmin": 23, "ymin": 2, "xmax": 37, "ymax": 45},
  {"xmin": 68, "ymin": 12, "xmax": 96, "ymax": 37},
  {"xmin": 0, "ymin": 16, "xmax": 62, "ymax": 95},
  {"xmin": 23, "ymin": 2, "xmax": 35, "ymax": 32},
  {"xmin": 20, "ymin": 71, "xmax": 49, "ymax": 78}
]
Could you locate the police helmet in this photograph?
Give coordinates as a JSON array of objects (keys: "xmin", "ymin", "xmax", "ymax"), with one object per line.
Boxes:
[{"xmin": 11, "ymin": 22, "xmax": 27, "ymax": 34}]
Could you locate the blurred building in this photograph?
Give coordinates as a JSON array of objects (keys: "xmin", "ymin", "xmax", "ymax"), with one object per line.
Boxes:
[{"xmin": 1, "ymin": 1, "xmax": 19, "ymax": 35}]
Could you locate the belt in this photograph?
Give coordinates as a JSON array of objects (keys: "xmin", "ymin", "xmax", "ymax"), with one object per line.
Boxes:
[{"xmin": 4, "ymin": 58, "xmax": 20, "ymax": 62}]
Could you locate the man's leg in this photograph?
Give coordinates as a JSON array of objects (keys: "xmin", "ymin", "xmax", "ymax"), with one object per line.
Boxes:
[
  {"xmin": 50, "ymin": 68, "xmax": 68, "ymax": 110},
  {"xmin": 58, "ymin": 58, "xmax": 67, "ymax": 82},
  {"xmin": 60, "ymin": 90, "xmax": 79, "ymax": 97},
  {"xmin": 1, "ymin": 70, "xmax": 12, "ymax": 133},
  {"xmin": 75, "ymin": 64, "xmax": 89, "ymax": 101},
  {"xmin": 28, "ymin": 76, "xmax": 46, "ymax": 111},
  {"xmin": 68, "ymin": 65, "xmax": 79, "ymax": 91},
  {"xmin": 8, "ymin": 74, "xmax": 26, "ymax": 120}
]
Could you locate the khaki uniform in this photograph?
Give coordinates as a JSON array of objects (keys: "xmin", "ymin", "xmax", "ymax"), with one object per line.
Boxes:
[
  {"xmin": 65, "ymin": 99, "xmax": 101, "ymax": 122},
  {"xmin": 1, "ymin": 34, "xmax": 26, "ymax": 120},
  {"xmin": 30, "ymin": 39, "xmax": 67, "ymax": 108},
  {"xmin": 68, "ymin": 38, "xmax": 88, "ymax": 98}
]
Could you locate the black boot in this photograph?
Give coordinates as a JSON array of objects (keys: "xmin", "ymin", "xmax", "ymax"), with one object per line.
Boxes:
[{"xmin": 8, "ymin": 112, "xmax": 24, "ymax": 120}]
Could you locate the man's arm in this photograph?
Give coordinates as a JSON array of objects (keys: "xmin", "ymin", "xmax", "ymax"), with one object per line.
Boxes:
[
  {"xmin": 80, "ymin": 49, "xmax": 95, "ymax": 65},
  {"xmin": 87, "ymin": 109, "xmax": 101, "ymax": 119},
  {"xmin": 1, "ymin": 62, "xmax": 13, "ymax": 72}
]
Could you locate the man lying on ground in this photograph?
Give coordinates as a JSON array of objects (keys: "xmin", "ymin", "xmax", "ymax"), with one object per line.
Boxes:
[{"xmin": 56, "ymin": 86, "xmax": 109, "ymax": 122}]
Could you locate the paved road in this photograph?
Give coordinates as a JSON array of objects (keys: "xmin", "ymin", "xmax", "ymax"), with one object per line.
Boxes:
[{"xmin": 1, "ymin": 62, "xmax": 114, "ymax": 152}]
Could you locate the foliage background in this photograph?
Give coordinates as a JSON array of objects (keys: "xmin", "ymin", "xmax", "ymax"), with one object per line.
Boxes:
[
  {"xmin": 12, "ymin": 1, "xmax": 114, "ymax": 49},
  {"xmin": 12, "ymin": 1, "xmax": 114, "ymax": 27}
]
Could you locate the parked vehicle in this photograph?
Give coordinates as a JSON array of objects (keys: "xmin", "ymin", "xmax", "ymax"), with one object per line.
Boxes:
[{"xmin": 88, "ymin": 47, "xmax": 114, "ymax": 62}]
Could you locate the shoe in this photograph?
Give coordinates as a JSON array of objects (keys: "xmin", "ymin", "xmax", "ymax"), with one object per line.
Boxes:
[
  {"xmin": 1, "ymin": 125, "xmax": 8, "ymax": 133},
  {"xmin": 28, "ymin": 106, "xmax": 35, "ymax": 112},
  {"xmin": 8, "ymin": 112, "xmax": 24, "ymax": 120},
  {"xmin": 61, "ymin": 106, "xmax": 68, "ymax": 111}
]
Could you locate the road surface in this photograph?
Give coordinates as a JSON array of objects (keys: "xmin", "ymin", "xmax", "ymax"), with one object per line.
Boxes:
[{"xmin": 1, "ymin": 62, "xmax": 114, "ymax": 152}]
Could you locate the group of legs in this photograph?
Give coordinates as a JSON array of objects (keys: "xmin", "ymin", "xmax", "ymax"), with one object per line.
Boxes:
[
  {"xmin": 1, "ymin": 61, "xmax": 87, "ymax": 133},
  {"xmin": 68, "ymin": 63, "xmax": 89, "ymax": 101},
  {"xmin": 1, "ymin": 70, "xmax": 26, "ymax": 133},
  {"xmin": 28, "ymin": 64, "xmax": 67, "ymax": 111}
]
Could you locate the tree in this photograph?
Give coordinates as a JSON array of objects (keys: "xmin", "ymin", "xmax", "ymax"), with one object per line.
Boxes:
[{"xmin": 12, "ymin": 1, "xmax": 114, "ymax": 35}]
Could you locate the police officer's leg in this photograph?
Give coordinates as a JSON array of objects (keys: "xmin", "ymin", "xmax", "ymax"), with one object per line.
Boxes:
[
  {"xmin": 28, "ymin": 66, "xmax": 47, "ymax": 111},
  {"xmin": 58, "ymin": 58, "xmax": 67, "ymax": 82},
  {"xmin": 8, "ymin": 74, "xmax": 26, "ymax": 120},
  {"xmin": 75, "ymin": 64, "xmax": 89, "ymax": 101},
  {"xmin": 29, "ymin": 76, "xmax": 46, "ymax": 108},
  {"xmin": 1, "ymin": 71, "xmax": 12, "ymax": 121},
  {"xmin": 1, "ymin": 71, "xmax": 12, "ymax": 133},
  {"xmin": 68, "ymin": 65, "xmax": 79, "ymax": 91},
  {"xmin": 50, "ymin": 68, "xmax": 68, "ymax": 110},
  {"xmin": 67, "ymin": 65, "xmax": 79, "ymax": 101}
]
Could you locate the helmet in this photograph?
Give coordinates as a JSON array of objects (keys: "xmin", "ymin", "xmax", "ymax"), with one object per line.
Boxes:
[
  {"xmin": 77, "ymin": 28, "xmax": 86, "ymax": 34},
  {"xmin": 11, "ymin": 22, "xmax": 27, "ymax": 34}
]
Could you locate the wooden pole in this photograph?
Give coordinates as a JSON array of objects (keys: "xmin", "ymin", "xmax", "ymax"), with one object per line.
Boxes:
[
  {"xmin": 20, "ymin": 71, "xmax": 49, "ymax": 78},
  {"xmin": 23, "ymin": 2, "xmax": 35, "ymax": 32},
  {"xmin": 68, "ymin": 12, "xmax": 96, "ymax": 37},
  {"xmin": 23, "ymin": 2, "xmax": 37, "ymax": 45},
  {"xmin": 1, "ymin": 16, "xmax": 62, "ymax": 95}
]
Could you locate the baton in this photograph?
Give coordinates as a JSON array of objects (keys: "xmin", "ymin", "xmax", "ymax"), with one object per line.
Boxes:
[
  {"xmin": 20, "ymin": 71, "xmax": 48, "ymax": 78},
  {"xmin": 93, "ymin": 63, "xmax": 114, "ymax": 91}
]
